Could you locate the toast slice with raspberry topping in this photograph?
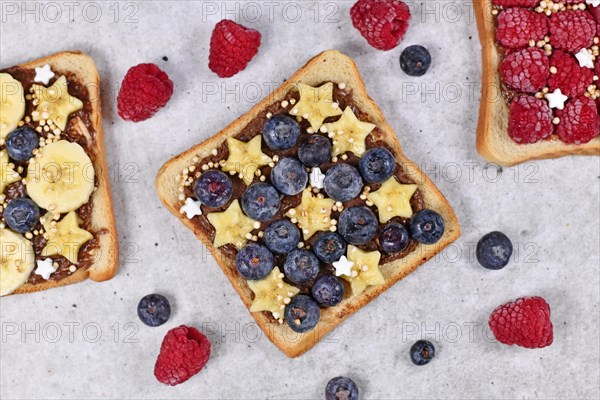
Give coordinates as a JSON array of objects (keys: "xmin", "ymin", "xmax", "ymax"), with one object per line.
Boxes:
[
  {"xmin": 475, "ymin": 0, "xmax": 600, "ymax": 166},
  {"xmin": 155, "ymin": 50, "xmax": 460, "ymax": 357}
]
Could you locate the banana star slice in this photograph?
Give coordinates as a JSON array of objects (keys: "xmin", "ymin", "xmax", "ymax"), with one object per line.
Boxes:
[
  {"xmin": 341, "ymin": 245, "xmax": 385, "ymax": 296},
  {"xmin": 41, "ymin": 211, "xmax": 93, "ymax": 264},
  {"xmin": 289, "ymin": 82, "xmax": 343, "ymax": 131},
  {"xmin": 206, "ymin": 199, "xmax": 256, "ymax": 249},
  {"xmin": 0, "ymin": 73, "xmax": 26, "ymax": 141},
  {"xmin": 0, "ymin": 229, "xmax": 35, "ymax": 296},
  {"xmin": 248, "ymin": 267, "xmax": 300, "ymax": 321},
  {"xmin": 367, "ymin": 178, "xmax": 418, "ymax": 222},
  {"xmin": 26, "ymin": 140, "xmax": 95, "ymax": 213},
  {"xmin": 0, "ymin": 150, "xmax": 22, "ymax": 194},
  {"xmin": 286, "ymin": 189, "xmax": 335, "ymax": 240},
  {"xmin": 31, "ymin": 75, "xmax": 83, "ymax": 131},
  {"xmin": 324, "ymin": 107, "xmax": 375, "ymax": 156}
]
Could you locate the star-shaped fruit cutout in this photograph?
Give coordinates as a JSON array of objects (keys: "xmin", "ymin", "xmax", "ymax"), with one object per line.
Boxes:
[
  {"xmin": 42, "ymin": 211, "xmax": 93, "ymax": 264},
  {"xmin": 207, "ymin": 199, "xmax": 256, "ymax": 249},
  {"xmin": 545, "ymin": 89, "xmax": 568, "ymax": 110},
  {"xmin": 31, "ymin": 75, "xmax": 83, "ymax": 131},
  {"xmin": 286, "ymin": 189, "xmax": 335, "ymax": 240},
  {"xmin": 367, "ymin": 177, "xmax": 418, "ymax": 222},
  {"xmin": 0, "ymin": 150, "xmax": 21, "ymax": 194},
  {"xmin": 180, "ymin": 197, "xmax": 202, "ymax": 219},
  {"xmin": 289, "ymin": 82, "xmax": 343, "ymax": 131},
  {"xmin": 324, "ymin": 107, "xmax": 375, "ymax": 156},
  {"xmin": 332, "ymin": 255, "xmax": 354, "ymax": 277},
  {"xmin": 34, "ymin": 258, "xmax": 57, "ymax": 280},
  {"xmin": 222, "ymin": 136, "xmax": 272, "ymax": 186},
  {"xmin": 341, "ymin": 245, "xmax": 385, "ymax": 296},
  {"xmin": 247, "ymin": 266, "xmax": 300, "ymax": 321},
  {"xmin": 575, "ymin": 48, "xmax": 594, "ymax": 69},
  {"xmin": 34, "ymin": 64, "xmax": 55, "ymax": 85}
]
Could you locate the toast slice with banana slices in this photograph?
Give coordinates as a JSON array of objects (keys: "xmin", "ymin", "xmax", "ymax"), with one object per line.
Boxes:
[
  {"xmin": 475, "ymin": 0, "xmax": 600, "ymax": 166},
  {"xmin": 155, "ymin": 50, "xmax": 460, "ymax": 357},
  {"xmin": 1, "ymin": 51, "xmax": 118, "ymax": 296}
]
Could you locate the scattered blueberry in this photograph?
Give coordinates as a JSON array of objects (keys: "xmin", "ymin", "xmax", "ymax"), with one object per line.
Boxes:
[
  {"xmin": 400, "ymin": 45, "xmax": 432, "ymax": 77},
  {"xmin": 476, "ymin": 231, "xmax": 513, "ymax": 270},
  {"xmin": 323, "ymin": 164, "xmax": 363, "ymax": 202},
  {"xmin": 359, "ymin": 147, "xmax": 395, "ymax": 183},
  {"xmin": 270, "ymin": 157, "xmax": 308, "ymax": 196},
  {"xmin": 241, "ymin": 183, "xmax": 280, "ymax": 222},
  {"xmin": 325, "ymin": 376, "xmax": 359, "ymax": 400},
  {"xmin": 409, "ymin": 209, "xmax": 444, "ymax": 244},
  {"xmin": 311, "ymin": 275, "xmax": 344, "ymax": 307},
  {"xmin": 263, "ymin": 219, "xmax": 300, "ymax": 255},
  {"xmin": 137, "ymin": 294, "xmax": 171, "ymax": 327},
  {"xmin": 379, "ymin": 222, "xmax": 410, "ymax": 253},
  {"xmin": 297, "ymin": 135, "xmax": 332, "ymax": 167},
  {"xmin": 285, "ymin": 294, "xmax": 320, "ymax": 333},
  {"xmin": 338, "ymin": 206, "xmax": 378, "ymax": 245},
  {"xmin": 194, "ymin": 170, "xmax": 233, "ymax": 208},
  {"xmin": 283, "ymin": 249, "xmax": 320, "ymax": 284},
  {"xmin": 262, "ymin": 114, "xmax": 300, "ymax": 150},
  {"xmin": 313, "ymin": 232, "xmax": 347, "ymax": 263},
  {"xmin": 235, "ymin": 243, "xmax": 274, "ymax": 280},
  {"xmin": 3, "ymin": 198, "xmax": 40, "ymax": 233},
  {"xmin": 6, "ymin": 127, "xmax": 39, "ymax": 162},
  {"xmin": 410, "ymin": 340, "xmax": 435, "ymax": 366}
]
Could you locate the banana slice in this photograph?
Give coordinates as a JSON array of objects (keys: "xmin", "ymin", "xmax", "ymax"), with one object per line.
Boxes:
[
  {"xmin": 26, "ymin": 140, "xmax": 95, "ymax": 213},
  {"xmin": 1, "ymin": 149, "xmax": 21, "ymax": 194},
  {"xmin": 0, "ymin": 73, "xmax": 25, "ymax": 141},
  {"xmin": 0, "ymin": 229, "xmax": 35, "ymax": 296}
]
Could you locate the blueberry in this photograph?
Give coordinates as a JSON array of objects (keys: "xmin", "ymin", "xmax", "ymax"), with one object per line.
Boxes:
[
  {"xmin": 194, "ymin": 170, "xmax": 233, "ymax": 208},
  {"xmin": 3, "ymin": 198, "xmax": 40, "ymax": 233},
  {"xmin": 338, "ymin": 206, "xmax": 378, "ymax": 245},
  {"xmin": 264, "ymin": 219, "xmax": 300, "ymax": 255},
  {"xmin": 379, "ymin": 222, "xmax": 410, "ymax": 253},
  {"xmin": 323, "ymin": 164, "xmax": 363, "ymax": 202},
  {"xmin": 137, "ymin": 294, "xmax": 171, "ymax": 327},
  {"xmin": 313, "ymin": 232, "xmax": 347, "ymax": 263},
  {"xmin": 325, "ymin": 376, "xmax": 359, "ymax": 400},
  {"xmin": 410, "ymin": 340, "xmax": 435, "ymax": 366},
  {"xmin": 270, "ymin": 157, "xmax": 308, "ymax": 196},
  {"xmin": 476, "ymin": 231, "xmax": 513, "ymax": 270},
  {"xmin": 5, "ymin": 127, "xmax": 39, "ymax": 162},
  {"xmin": 409, "ymin": 209, "xmax": 444, "ymax": 245},
  {"xmin": 400, "ymin": 45, "xmax": 432, "ymax": 77},
  {"xmin": 262, "ymin": 114, "xmax": 300, "ymax": 150},
  {"xmin": 235, "ymin": 243, "xmax": 274, "ymax": 280},
  {"xmin": 241, "ymin": 183, "xmax": 280, "ymax": 222},
  {"xmin": 285, "ymin": 294, "xmax": 320, "ymax": 333},
  {"xmin": 283, "ymin": 249, "xmax": 320, "ymax": 284},
  {"xmin": 359, "ymin": 147, "xmax": 395, "ymax": 183},
  {"xmin": 297, "ymin": 135, "xmax": 332, "ymax": 167},
  {"xmin": 311, "ymin": 275, "xmax": 344, "ymax": 307}
]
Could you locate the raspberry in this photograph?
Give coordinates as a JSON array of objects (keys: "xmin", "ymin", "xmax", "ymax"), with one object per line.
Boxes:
[
  {"xmin": 154, "ymin": 325, "xmax": 211, "ymax": 386},
  {"xmin": 496, "ymin": 8, "xmax": 548, "ymax": 49},
  {"xmin": 499, "ymin": 47, "xmax": 549, "ymax": 93},
  {"xmin": 555, "ymin": 95, "xmax": 599, "ymax": 144},
  {"xmin": 548, "ymin": 50, "xmax": 594, "ymax": 97},
  {"xmin": 508, "ymin": 95, "xmax": 553, "ymax": 143},
  {"xmin": 208, "ymin": 20, "xmax": 261, "ymax": 78},
  {"xmin": 489, "ymin": 297, "xmax": 553, "ymax": 349},
  {"xmin": 117, "ymin": 64, "xmax": 173, "ymax": 122},
  {"xmin": 350, "ymin": 0, "xmax": 411, "ymax": 51},
  {"xmin": 492, "ymin": 0, "xmax": 538, "ymax": 7},
  {"xmin": 549, "ymin": 10, "xmax": 596, "ymax": 53}
]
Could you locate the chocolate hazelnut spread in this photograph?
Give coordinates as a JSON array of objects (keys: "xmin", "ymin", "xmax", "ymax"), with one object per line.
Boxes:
[{"xmin": 0, "ymin": 66, "xmax": 101, "ymax": 285}]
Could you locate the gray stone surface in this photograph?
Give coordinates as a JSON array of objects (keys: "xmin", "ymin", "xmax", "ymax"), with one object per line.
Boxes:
[{"xmin": 1, "ymin": 1, "xmax": 599, "ymax": 399}]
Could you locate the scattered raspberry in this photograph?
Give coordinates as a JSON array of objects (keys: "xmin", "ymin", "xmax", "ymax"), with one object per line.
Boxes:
[
  {"xmin": 350, "ymin": 0, "xmax": 411, "ymax": 51},
  {"xmin": 117, "ymin": 64, "xmax": 173, "ymax": 122},
  {"xmin": 555, "ymin": 95, "xmax": 599, "ymax": 144},
  {"xmin": 492, "ymin": 0, "xmax": 538, "ymax": 7},
  {"xmin": 508, "ymin": 95, "xmax": 553, "ymax": 143},
  {"xmin": 496, "ymin": 8, "xmax": 548, "ymax": 49},
  {"xmin": 548, "ymin": 50, "xmax": 594, "ymax": 97},
  {"xmin": 500, "ymin": 47, "xmax": 549, "ymax": 93},
  {"xmin": 209, "ymin": 20, "xmax": 261, "ymax": 78},
  {"xmin": 489, "ymin": 296, "xmax": 553, "ymax": 349},
  {"xmin": 154, "ymin": 325, "xmax": 211, "ymax": 386},
  {"xmin": 549, "ymin": 10, "xmax": 596, "ymax": 53}
]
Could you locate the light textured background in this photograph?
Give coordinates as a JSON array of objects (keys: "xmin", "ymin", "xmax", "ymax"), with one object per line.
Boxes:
[{"xmin": 1, "ymin": 1, "xmax": 599, "ymax": 399}]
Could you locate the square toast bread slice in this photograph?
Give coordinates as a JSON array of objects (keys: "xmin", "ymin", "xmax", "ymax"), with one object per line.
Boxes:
[
  {"xmin": 3, "ymin": 51, "xmax": 119, "ymax": 295},
  {"xmin": 474, "ymin": 0, "xmax": 600, "ymax": 166},
  {"xmin": 155, "ymin": 50, "xmax": 461, "ymax": 357}
]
